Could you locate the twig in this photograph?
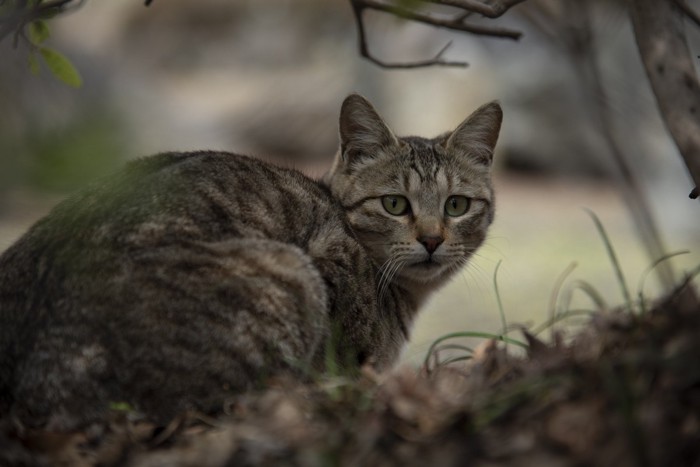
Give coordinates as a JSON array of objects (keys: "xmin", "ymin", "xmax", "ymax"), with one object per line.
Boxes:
[
  {"xmin": 351, "ymin": 2, "xmax": 468, "ymax": 68},
  {"xmin": 350, "ymin": 0, "xmax": 523, "ymax": 69},
  {"xmin": 354, "ymin": 0, "xmax": 523, "ymax": 39},
  {"xmin": 432, "ymin": 0, "xmax": 528, "ymax": 18}
]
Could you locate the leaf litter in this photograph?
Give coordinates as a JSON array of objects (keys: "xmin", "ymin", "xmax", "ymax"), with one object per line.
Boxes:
[{"xmin": 1, "ymin": 281, "xmax": 699, "ymax": 467}]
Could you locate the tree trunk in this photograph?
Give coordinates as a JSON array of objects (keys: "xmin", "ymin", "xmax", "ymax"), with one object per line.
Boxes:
[{"xmin": 629, "ymin": 0, "xmax": 700, "ymax": 199}]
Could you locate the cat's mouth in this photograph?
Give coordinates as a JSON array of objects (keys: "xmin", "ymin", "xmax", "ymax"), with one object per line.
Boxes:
[
  {"xmin": 412, "ymin": 258, "xmax": 442, "ymax": 269},
  {"xmin": 399, "ymin": 258, "xmax": 446, "ymax": 283}
]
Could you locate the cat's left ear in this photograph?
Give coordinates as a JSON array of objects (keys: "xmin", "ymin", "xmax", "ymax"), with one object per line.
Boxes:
[{"xmin": 446, "ymin": 101, "xmax": 502, "ymax": 166}]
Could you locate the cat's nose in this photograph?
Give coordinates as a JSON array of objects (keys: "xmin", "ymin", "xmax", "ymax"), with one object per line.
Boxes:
[{"xmin": 418, "ymin": 236, "xmax": 444, "ymax": 254}]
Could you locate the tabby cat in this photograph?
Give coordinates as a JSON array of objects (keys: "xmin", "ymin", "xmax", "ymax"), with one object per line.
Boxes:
[{"xmin": 0, "ymin": 94, "xmax": 502, "ymax": 430}]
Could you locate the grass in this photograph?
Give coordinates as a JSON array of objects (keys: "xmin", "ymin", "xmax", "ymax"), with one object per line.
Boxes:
[
  {"xmin": 422, "ymin": 330, "xmax": 527, "ymax": 373},
  {"xmin": 585, "ymin": 208, "xmax": 633, "ymax": 311},
  {"xmin": 423, "ymin": 211, "xmax": 699, "ymax": 379},
  {"xmin": 493, "ymin": 260, "xmax": 509, "ymax": 346},
  {"xmin": 636, "ymin": 250, "xmax": 690, "ymax": 313}
]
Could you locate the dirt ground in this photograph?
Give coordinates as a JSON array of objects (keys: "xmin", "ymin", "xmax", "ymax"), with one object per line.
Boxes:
[{"xmin": 1, "ymin": 277, "xmax": 698, "ymax": 466}]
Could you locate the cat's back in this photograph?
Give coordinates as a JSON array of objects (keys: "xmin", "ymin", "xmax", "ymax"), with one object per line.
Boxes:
[{"xmin": 1, "ymin": 151, "xmax": 336, "ymax": 261}]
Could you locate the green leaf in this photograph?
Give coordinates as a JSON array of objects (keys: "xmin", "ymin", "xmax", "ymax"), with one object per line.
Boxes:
[
  {"xmin": 28, "ymin": 20, "xmax": 50, "ymax": 45},
  {"xmin": 39, "ymin": 47, "xmax": 83, "ymax": 87},
  {"xmin": 28, "ymin": 51, "xmax": 41, "ymax": 75}
]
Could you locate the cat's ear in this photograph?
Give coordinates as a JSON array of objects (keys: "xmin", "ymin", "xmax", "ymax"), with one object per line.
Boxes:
[
  {"xmin": 339, "ymin": 94, "xmax": 399, "ymax": 160},
  {"xmin": 446, "ymin": 101, "xmax": 502, "ymax": 166}
]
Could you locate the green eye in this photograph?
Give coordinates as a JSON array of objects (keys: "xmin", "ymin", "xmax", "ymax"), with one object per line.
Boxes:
[
  {"xmin": 445, "ymin": 195, "xmax": 470, "ymax": 217},
  {"xmin": 382, "ymin": 195, "xmax": 410, "ymax": 216}
]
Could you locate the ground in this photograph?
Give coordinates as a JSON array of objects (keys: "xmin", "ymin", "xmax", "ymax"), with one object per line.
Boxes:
[{"xmin": 1, "ymin": 279, "xmax": 698, "ymax": 467}]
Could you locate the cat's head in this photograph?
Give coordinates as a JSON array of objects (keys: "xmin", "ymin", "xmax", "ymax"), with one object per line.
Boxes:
[{"xmin": 325, "ymin": 94, "xmax": 502, "ymax": 290}]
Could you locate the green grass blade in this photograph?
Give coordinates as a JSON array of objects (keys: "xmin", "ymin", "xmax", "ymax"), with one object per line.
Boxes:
[
  {"xmin": 531, "ymin": 309, "xmax": 596, "ymax": 336},
  {"xmin": 637, "ymin": 251, "xmax": 690, "ymax": 313},
  {"xmin": 423, "ymin": 331, "xmax": 528, "ymax": 369},
  {"xmin": 559, "ymin": 279, "xmax": 609, "ymax": 315},
  {"xmin": 433, "ymin": 344, "xmax": 475, "ymax": 355},
  {"xmin": 493, "ymin": 260, "xmax": 508, "ymax": 349},
  {"xmin": 439, "ymin": 355, "xmax": 473, "ymax": 366},
  {"xmin": 424, "ymin": 343, "xmax": 475, "ymax": 371},
  {"xmin": 548, "ymin": 262, "xmax": 578, "ymax": 339},
  {"xmin": 585, "ymin": 209, "xmax": 632, "ymax": 311}
]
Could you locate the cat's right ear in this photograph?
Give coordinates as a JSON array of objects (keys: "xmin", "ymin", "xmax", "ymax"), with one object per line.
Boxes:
[
  {"xmin": 339, "ymin": 94, "xmax": 399, "ymax": 161},
  {"xmin": 446, "ymin": 101, "xmax": 502, "ymax": 166}
]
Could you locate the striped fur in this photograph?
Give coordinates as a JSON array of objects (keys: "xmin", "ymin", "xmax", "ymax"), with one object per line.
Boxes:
[{"xmin": 0, "ymin": 95, "xmax": 501, "ymax": 429}]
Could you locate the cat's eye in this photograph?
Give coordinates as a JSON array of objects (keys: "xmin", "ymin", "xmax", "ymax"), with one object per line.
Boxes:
[
  {"xmin": 445, "ymin": 195, "xmax": 470, "ymax": 217},
  {"xmin": 382, "ymin": 195, "xmax": 410, "ymax": 216}
]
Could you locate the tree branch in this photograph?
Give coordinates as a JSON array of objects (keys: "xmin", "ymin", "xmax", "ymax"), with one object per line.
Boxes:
[
  {"xmin": 351, "ymin": 2, "xmax": 468, "ymax": 68},
  {"xmin": 431, "ymin": 0, "xmax": 528, "ymax": 18},
  {"xmin": 673, "ymin": 0, "xmax": 700, "ymax": 28},
  {"xmin": 354, "ymin": 0, "xmax": 523, "ymax": 39},
  {"xmin": 0, "ymin": 0, "xmax": 85, "ymax": 44},
  {"xmin": 630, "ymin": 0, "xmax": 700, "ymax": 199},
  {"xmin": 350, "ymin": 0, "xmax": 524, "ymax": 68}
]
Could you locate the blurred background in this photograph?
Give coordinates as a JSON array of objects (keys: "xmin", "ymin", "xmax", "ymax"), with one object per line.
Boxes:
[{"xmin": 1, "ymin": 0, "xmax": 698, "ymax": 364}]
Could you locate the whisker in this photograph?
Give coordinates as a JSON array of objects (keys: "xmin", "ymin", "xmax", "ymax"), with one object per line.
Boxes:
[
  {"xmin": 376, "ymin": 257, "xmax": 396, "ymax": 303},
  {"xmin": 377, "ymin": 253, "xmax": 409, "ymax": 306},
  {"xmin": 375, "ymin": 257, "xmax": 394, "ymax": 280},
  {"xmin": 379, "ymin": 257, "xmax": 403, "ymax": 304}
]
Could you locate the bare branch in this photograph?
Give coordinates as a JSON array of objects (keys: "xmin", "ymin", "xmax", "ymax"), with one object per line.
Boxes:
[
  {"xmin": 349, "ymin": 0, "xmax": 525, "ymax": 69},
  {"xmin": 673, "ymin": 0, "xmax": 700, "ymax": 28},
  {"xmin": 354, "ymin": 0, "xmax": 523, "ymax": 40},
  {"xmin": 351, "ymin": 1, "xmax": 468, "ymax": 68},
  {"xmin": 431, "ymin": 0, "xmax": 528, "ymax": 18}
]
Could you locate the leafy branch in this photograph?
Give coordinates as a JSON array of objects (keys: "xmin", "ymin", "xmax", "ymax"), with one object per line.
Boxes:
[
  {"xmin": 0, "ymin": 0, "xmax": 85, "ymax": 86},
  {"xmin": 0, "ymin": 0, "xmax": 86, "ymax": 44}
]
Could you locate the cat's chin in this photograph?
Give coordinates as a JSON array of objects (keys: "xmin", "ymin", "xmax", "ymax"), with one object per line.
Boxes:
[{"xmin": 398, "ymin": 261, "xmax": 452, "ymax": 285}]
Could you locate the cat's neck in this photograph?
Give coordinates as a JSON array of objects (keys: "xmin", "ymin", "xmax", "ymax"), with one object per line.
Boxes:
[{"xmin": 392, "ymin": 274, "xmax": 452, "ymax": 313}]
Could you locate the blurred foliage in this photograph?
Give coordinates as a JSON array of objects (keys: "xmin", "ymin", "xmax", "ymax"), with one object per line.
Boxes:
[
  {"xmin": 1, "ymin": 1, "xmax": 127, "ymax": 197},
  {"xmin": 25, "ymin": 112, "xmax": 125, "ymax": 192},
  {"xmin": 0, "ymin": 108, "xmax": 127, "ymax": 193},
  {"xmin": 33, "ymin": 41, "xmax": 82, "ymax": 87}
]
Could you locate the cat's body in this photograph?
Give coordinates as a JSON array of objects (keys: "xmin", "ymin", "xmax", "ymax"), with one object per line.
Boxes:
[{"xmin": 0, "ymin": 95, "xmax": 502, "ymax": 429}]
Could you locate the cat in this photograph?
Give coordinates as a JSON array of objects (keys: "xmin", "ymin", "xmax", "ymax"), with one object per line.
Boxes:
[{"xmin": 0, "ymin": 94, "xmax": 502, "ymax": 430}]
